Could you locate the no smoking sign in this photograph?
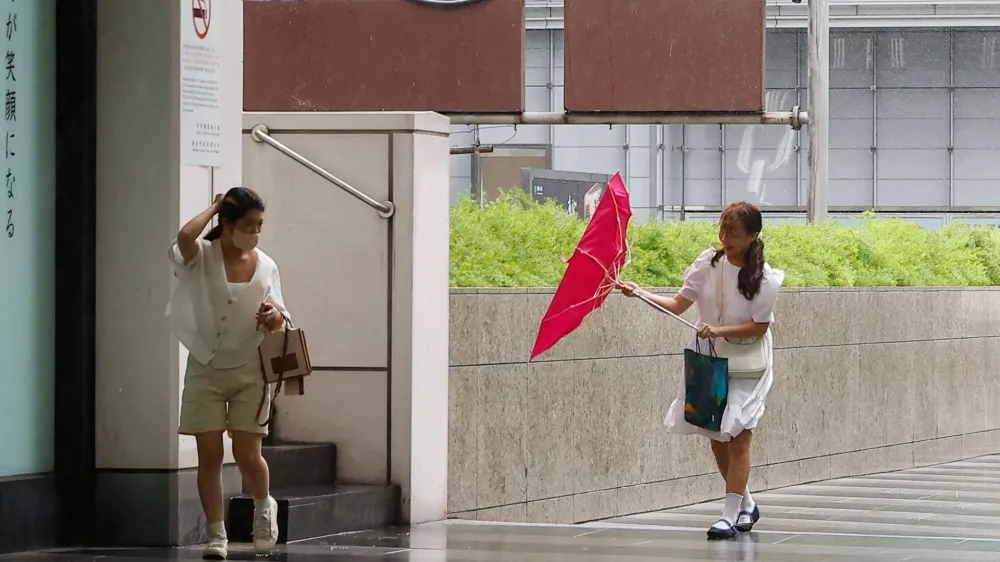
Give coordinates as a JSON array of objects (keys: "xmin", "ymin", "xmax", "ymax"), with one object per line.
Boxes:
[
  {"xmin": 192, "ymin": 0, "xmax": 211, "ymax": 39},
  {"xmin": 181, "ymin": 0, "xmax": 221, "ymax": 168}
]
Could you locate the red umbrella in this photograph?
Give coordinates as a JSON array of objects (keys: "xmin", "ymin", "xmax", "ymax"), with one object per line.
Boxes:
[
  {"xmin": 530, "ymin": 172, "xmax": 633, "ymax": 360},
  {"xmin": 529, "ymin": 172, "xmax": 697, "ymax": 361}
]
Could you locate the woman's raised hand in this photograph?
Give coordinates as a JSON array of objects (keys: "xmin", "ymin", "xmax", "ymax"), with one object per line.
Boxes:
[{"xmin": 618, "ymin": 281, "xmax": 640, "ymax": 298}]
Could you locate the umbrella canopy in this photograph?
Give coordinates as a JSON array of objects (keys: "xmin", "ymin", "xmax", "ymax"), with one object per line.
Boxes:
[{"xmin": 530, "ymin": 172, "xmax": 632, "ymax": 360}]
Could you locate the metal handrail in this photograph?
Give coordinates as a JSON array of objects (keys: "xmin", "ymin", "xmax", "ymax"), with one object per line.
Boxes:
[{"xmin": 249, "ymin": 124, "xmax": 395, "ymax": 219}]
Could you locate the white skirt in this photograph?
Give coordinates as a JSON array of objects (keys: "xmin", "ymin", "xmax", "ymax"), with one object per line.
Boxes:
[{"xmin": 663, "ymin": 333, "xmax": 774, "ymax": 442}]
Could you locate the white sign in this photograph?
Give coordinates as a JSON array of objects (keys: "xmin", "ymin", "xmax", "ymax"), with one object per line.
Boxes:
[{"xmin": 180, "ymin": 0, "xmax": 222, "ymax": 168}]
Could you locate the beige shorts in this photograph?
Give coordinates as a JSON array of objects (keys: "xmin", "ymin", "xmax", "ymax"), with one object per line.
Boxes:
[{"xmin": 179, "ymin": 355, "xmax": 272, "ymax": 436}]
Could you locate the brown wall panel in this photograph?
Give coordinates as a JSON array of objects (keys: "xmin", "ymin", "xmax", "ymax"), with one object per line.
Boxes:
[
  {"xmin": 244, "ymin": 0, "xmax": 525, "ymax": 113},
  {"xmin": 564, "ymin": 0, "xmax": 765, "ymax": 113}
]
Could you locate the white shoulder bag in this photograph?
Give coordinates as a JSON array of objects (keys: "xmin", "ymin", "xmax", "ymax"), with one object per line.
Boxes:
[{"xmin": 713, "ymin": 258, "xmax": 768, "ymax": 379}]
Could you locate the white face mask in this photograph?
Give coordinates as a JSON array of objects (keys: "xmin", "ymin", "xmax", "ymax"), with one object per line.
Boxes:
[{"xmin": 231, "ymin": 229, "xmax": 259, "ymax": 251}]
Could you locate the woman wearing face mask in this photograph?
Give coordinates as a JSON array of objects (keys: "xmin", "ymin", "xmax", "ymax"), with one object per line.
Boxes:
[
  {"xmin": 167, "ymin": 186, "xmax": 289, "ymax": 559},
  {"xmin": 619, "ymin": 202, "xmax": 784, "ymax": 540}
]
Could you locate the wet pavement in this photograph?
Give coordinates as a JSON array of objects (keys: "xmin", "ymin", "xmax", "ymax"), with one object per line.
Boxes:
[{"xmin": 9, "ymin": 456, "xmax": 1000, "ymax": 561}]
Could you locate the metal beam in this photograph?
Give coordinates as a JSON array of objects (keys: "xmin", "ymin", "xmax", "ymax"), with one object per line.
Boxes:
[
  {"xmin": 447, "ymin": 110, "xmax": 808, "ymax": 128},
  {"xmin": 806, "ymin": 0, "xmax": 830, "ymax": 223},
  {"xmin": 450, "ymin": 145, "xmax": 494, "ymax": 155}
]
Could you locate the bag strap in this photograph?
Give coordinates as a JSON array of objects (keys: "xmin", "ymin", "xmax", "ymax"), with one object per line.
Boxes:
[
  {"xmin": 715, "ymin": 257, "xmax": 765, "ymax": 347},
  {"xmin": 256, "ymin": 326, "xmax": 291, "ymax": 428},
  {"xmin": 695, "ymin": 336, "xmax": 717, "ymax": 357},
  {"xmin": 715, "ymin": 255, "xmax": 725, "ymax": 326}
]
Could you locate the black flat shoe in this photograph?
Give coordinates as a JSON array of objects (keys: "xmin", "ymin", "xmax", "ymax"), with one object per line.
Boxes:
[
  {"xmin": 707, "ymin": 519, "xmax": 737, "ymax": 540},
  {"xmin": 734, "ymin": 505, "xmax": 760, "ymax": 532}
]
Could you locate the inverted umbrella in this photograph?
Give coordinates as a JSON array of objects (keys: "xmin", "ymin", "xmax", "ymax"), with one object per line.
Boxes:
[{"xmin": 529, "ymin": 172, "xmax": 695, "ymax": 361}]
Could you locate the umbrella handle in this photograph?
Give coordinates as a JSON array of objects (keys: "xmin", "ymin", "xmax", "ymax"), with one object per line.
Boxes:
[{"xmin": 634, "ymin": 291, "xmax": 699, "ymax": 331}]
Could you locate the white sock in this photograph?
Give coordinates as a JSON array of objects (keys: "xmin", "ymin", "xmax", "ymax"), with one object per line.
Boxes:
[
  {"xmin": 253, "ymin": 496, "xmax": 273, "ymax": 511},
  {"xmin": 208, "ymin": 520, "xmax": 227, "ymax": 538},
  {"xmin": 711, "ymin": 493, "xmax": 743, "ymax": 529},
  {"xmin": 741, "ymin": 487, "xmax": 756, "ymax": 512}
]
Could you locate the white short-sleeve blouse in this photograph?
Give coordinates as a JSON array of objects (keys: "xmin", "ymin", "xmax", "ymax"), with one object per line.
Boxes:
[
  {"xmin": 165, "ymin": 238, "xmax": 291, "ymax": 369},
  {"xmin": 678, "ymin": 247, "xmax": 784, "ymax": 329}
]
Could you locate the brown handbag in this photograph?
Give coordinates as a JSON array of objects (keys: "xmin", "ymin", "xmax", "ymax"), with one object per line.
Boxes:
[{"xmin": 256, "ymin": 318, "xmax": 313, "ymax": 427}]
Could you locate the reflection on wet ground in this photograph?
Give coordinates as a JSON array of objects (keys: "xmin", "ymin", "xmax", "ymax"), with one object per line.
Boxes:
[{"xmin": 9, "ymin": 456, "xmax": 1000, "ymax": 561}]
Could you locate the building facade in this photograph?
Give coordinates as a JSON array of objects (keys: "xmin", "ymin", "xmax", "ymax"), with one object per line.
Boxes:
[
  {"xmin": 450, "ymin": 0, "xmax": 1000, "ymax": 229},
  {"xmin": 0, "ymin": 0, "xmax": 95, "ymax": 553},
  {"xmin": 0, "ymin": 0, "xmax": 246, "ymax": 553}
]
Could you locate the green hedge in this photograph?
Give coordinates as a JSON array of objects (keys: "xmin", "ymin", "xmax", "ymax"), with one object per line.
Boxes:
[{"xmin": 450, "ymin": 190, "xmax": 1000, "ymax": 288}]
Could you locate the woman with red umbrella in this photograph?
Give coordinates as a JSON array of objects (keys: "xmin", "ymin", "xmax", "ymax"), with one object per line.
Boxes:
[{"xmin": 619, "ymin": 201, "xmax": 785, "ymax": 540}]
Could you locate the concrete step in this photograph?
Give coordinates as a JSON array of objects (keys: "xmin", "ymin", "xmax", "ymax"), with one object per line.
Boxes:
[
  {"xmin": 227, "ymin": 484, "xmax": 400, "ymax": 543},
  {"xmin": 242, "ymin": 442, "xmax": 337, "ymax": 493}
]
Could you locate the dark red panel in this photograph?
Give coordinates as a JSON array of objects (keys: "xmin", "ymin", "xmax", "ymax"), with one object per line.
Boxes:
[
  {"xmin": 564, "ymin": 0, "xmax": 765, "ymax": 113},
  {"xmin": 244, "ymin": 0, "xmax": 525, "ymax": 113}
]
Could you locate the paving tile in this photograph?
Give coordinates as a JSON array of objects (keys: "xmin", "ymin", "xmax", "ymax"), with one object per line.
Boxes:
[{"xmin": 10, "ymin": 455, "xmax": 1000, "ymax": 561}]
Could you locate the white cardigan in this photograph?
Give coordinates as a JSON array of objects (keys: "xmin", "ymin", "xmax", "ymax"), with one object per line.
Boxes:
[{"xmin": 166, "ymin": 238, "xmax": 291, "ymax": 369}]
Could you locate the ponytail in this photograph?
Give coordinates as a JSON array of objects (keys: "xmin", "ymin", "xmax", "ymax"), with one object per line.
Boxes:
[
  {"xmin": 204, "ymin": 223, "xmax": 224, "ymax": 241},
  {"xmin": 205, "ymin": 223, "xmax": 222, "ymax": 242},
  {"xmin": 738, "ymin": 237, "xmax": 765, "ymax": 300}
]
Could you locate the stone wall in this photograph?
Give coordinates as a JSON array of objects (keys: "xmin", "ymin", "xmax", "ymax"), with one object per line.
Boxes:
[{"xmin": 447, "ymin": 287, "xmax": 1000, "ymax": 523}]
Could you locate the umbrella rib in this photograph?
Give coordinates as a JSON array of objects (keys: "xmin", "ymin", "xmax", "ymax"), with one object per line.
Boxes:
[
  {"xmin": 540, "ymin": 245, "xmax": 629, "ymax": 325},
  {"xmin": 537, "ymin": 177, "xmax": 635, "ymax": 327}
]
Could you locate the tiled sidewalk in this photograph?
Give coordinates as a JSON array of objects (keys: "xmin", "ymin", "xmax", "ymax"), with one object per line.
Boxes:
[{"xmin": 10, "ymin": 456, "xmax": 1000, "ymax": 561}]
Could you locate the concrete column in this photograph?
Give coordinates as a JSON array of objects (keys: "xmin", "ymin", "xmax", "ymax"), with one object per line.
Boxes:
[
  {"xmin": 241, "ymin": 111, "xmax": 450, "ymax": 524},
  {"xmin": 806, "ymin": 0, "xmax": 830, "ymax": 222},
  {"xmin": 95, "ymin": 0, "xmax": 243, "ymax": 545}
]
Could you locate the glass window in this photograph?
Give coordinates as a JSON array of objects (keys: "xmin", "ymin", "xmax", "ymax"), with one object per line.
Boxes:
[
  {"xmin": 954, "ymin": 89, "xmax": 1000, "ymax": 206},
  {"xmin": 875, "ymin": 31, "xmax": 951, "ymax": 207},
  {"xmin": 726, "ymin": 90, "xmax": 801, "ymax": 207},
  {"xmin": 876, "ymin": 31, "xmax": 950, "ymax": 89},
  {"xmin": 954, "ymin": 31, "xmax": 1000, "ymax": 88},
  {"xmin": 0, "ymin": 0, "xmax": 56, "ymax": 477},
  {"xmin": 876, "ymin": 88, "xmax": 950, "ymax": 206},
  {"xmin": 679, "ymin": 125, "xmax": 722, "ymax": 207}
]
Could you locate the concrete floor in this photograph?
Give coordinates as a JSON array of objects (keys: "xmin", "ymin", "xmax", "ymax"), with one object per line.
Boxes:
[{"xmin": 11, "ymin": 455, "xmax": 1000, "ymax": 561}]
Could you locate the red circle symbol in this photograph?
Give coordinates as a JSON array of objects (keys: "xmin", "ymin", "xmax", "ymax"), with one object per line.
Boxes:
[{"xmin": 193, "ymin": 0, "xmax": 211, "ymax": 39}]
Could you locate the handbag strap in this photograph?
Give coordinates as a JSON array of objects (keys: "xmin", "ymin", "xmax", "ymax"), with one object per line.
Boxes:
[
  {"xmin": 715, "ymin": 256, "xmax": 765, "ymax": 347},
  {"xmin": 256, "ymin": 318, "xmax": 293, "ymax": 428},
  {"xmin": 695, "ymin": 336, "xmax": 717, "ymax": 357},
  {"xmin": 715, "ymin": 255, "xmax": 725, "ymax": 326},
  {"xmin": 256, "ymin": 350, "xmax": 282, "ymax": 428}
]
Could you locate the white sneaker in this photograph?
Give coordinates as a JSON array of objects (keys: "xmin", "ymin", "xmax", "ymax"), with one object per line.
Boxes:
[
  {"xmin": 201, "ymin": 533, "xmax": 228, "ymax": 560},
  {"xmin": 252, "ymin": 496, "xmax": 279, "ymax": 552}
]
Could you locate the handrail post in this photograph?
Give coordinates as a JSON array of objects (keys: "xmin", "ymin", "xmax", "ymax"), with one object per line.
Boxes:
[{"xmin": 249, "ymin": 124, "xmax": 395, "ymax": 219}]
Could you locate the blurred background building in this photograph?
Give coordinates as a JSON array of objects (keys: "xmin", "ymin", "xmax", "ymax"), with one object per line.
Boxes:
[{"xmin": 450, "ymin": 0, "xmax": 1000, "ymax": 229}]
